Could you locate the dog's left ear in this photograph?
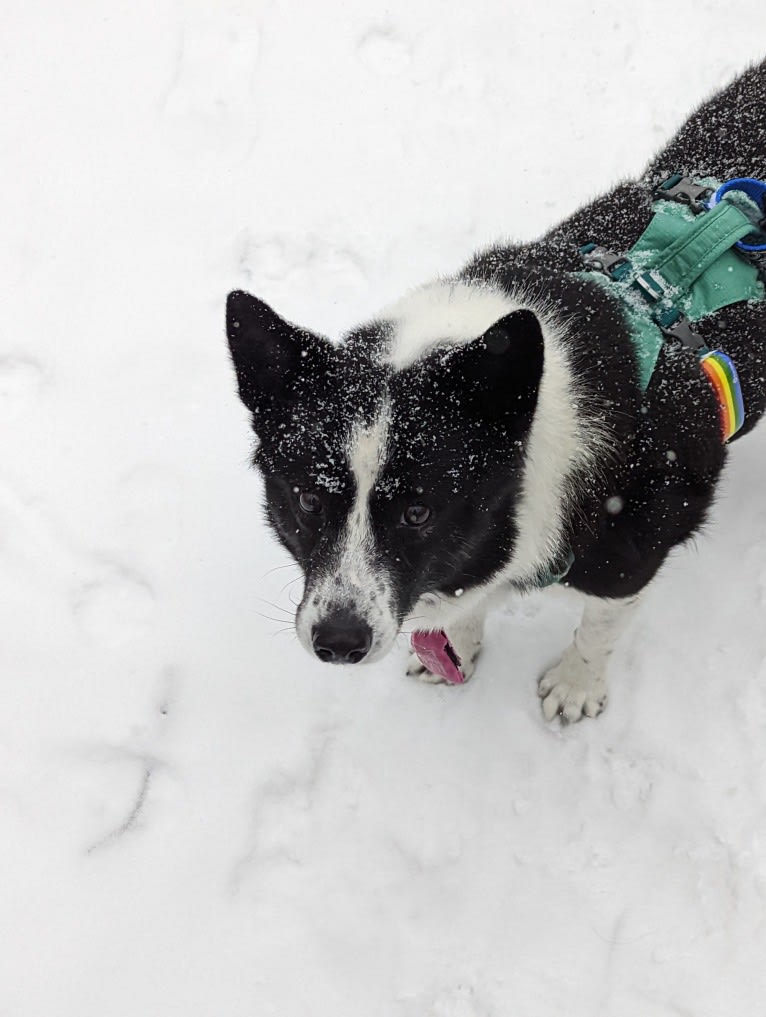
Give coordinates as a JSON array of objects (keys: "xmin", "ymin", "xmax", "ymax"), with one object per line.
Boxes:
[
  {"xmin": 226, "ymin": 290, "xmax": 334, "ymax": 413},
  {"xmin": 449, "ymin": 308, "xmax": 545, "ymax": 421}
]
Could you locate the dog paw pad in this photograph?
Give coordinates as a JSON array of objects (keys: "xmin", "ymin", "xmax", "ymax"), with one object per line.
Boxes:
[{"xmin": 538, "ymin": 653, "xmax": 607, "ymax": 723}]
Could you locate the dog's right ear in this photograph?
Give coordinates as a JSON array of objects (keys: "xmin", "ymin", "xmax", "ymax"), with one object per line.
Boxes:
[{"xmin": 226, "ymin": 290, "xmax": 332, "ymax": 412}]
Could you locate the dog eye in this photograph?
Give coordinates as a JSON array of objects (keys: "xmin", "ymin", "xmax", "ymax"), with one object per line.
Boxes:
[
  {"xmin": 402, "ymin": 504, "xmax": 431, "ymax": 527},
  {"xmin": 298, "ymin": 491, "xmax": 323, "ymax": 515}
]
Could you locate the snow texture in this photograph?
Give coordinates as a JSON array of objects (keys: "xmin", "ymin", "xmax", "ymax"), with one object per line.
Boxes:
[{"xmin": 1, "ymin": 2, "xmax": 766, "ymax": 1014}]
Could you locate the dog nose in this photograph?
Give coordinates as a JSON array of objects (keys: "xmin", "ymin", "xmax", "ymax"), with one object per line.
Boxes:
[{"xmin": 312, "ymin": 612, "xmax": 372, "ymax": 664}]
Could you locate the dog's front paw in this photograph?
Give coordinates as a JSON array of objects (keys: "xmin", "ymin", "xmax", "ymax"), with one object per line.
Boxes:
[
  {"xmin": 538, "ymin": 645, "xmax": 607, "ymax": 723},
  {"xmin": 406, "ymin": 651, "xmax": 444, "ymax": 683}
]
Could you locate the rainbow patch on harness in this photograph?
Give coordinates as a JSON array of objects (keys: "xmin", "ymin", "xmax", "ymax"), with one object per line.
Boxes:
[{"xmin": 700, "ymin": 350, "xmax": 745, "ymax": 441}]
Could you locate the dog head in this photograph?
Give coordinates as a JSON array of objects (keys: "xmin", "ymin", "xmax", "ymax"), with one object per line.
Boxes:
[{"xmin": 226, "ymin": 284, "xmax": 546, "ymax": 665}]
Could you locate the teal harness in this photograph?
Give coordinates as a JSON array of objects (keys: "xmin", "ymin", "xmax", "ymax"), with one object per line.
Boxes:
[
  {"xmin": 579, "ymin": 174, "xmax": 766, "ymax": 437},
  {"xmin": 541, "ymin": 175, "xmax": 766, "ymax": 589}
]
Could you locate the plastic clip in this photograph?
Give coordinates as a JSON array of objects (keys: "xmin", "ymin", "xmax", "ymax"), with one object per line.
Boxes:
[{"xmin": 655, "ymin": 174, "xmax": 713, "ymax": 213}]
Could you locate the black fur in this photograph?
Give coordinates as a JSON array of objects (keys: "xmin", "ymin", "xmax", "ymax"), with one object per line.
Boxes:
[
  {"xmin": 227, "ymin": 293, "xmax": 547, "ymax": 622},
  {"xmin": 226, "ymin": 60, "xmax": 766, "ymax": 648}
]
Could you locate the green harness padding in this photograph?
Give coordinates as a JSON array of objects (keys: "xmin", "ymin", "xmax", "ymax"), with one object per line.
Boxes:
[
  {"xmin": 541, "ymin": 184, "xmax": 764, "ymax": 590},
  {"xmin": 589, "ymin": 278, "xmax": 665, "ymax": 391},
  {"xmin": 582, "ymin": 193, "xmax": 765, "ymax": 390}
]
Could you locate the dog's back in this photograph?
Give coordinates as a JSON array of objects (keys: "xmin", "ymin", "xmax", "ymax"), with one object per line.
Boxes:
[{"xmin": 646, "ymin": 58, "xmax": 766, "ymax": 186}]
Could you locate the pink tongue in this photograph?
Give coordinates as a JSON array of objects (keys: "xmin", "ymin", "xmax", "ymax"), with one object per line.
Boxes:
[{"xmin": 410, "ymin": 630, "xmax": 465, "ymax": 685}]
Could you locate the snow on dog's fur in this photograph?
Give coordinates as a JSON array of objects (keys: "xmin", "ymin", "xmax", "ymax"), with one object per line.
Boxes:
[{"xmin": 226, "ymin": 60, "xmax": 766, "ymax": 720}]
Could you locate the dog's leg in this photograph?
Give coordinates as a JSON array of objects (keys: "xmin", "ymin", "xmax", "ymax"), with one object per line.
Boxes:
[
  {"xmin": 538, "ymin": 594, "xmax": 639, "ymax": 722},
  {"xmin": 406, "ymin": 607, "xmax": 486, "ymax": 684}
]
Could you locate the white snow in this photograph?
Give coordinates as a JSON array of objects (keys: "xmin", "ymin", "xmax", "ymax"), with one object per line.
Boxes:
[{"xmin": 1, "ymin": 2, "xmax": 766, "ymax": 1014}]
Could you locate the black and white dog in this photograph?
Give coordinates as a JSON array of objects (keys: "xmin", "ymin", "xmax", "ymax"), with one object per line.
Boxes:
[{"xmin": 226, "ymin": 61, "xmax": 766, "ymax": 721}]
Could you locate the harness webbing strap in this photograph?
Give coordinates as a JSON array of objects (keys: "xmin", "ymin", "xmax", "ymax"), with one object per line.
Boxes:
[
  {"xmin": 580, "ymin": 182, "xmax": 765, "ymax": 404},
  {"xmin": 701, "ymin": 350, "xmax": 745, "ymax": 440},
  {"xmin": 642, "ymin": 199, "xmax": 755, "ymax": 293},
  {"xmin": 628, "ymin": 197, "xmax": 764, "ymax": 323}
]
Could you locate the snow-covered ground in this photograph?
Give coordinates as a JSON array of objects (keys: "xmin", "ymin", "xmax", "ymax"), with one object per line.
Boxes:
[{"xmin": 2, "ymin": 2, "xmax": 766, "ymax": 1014}]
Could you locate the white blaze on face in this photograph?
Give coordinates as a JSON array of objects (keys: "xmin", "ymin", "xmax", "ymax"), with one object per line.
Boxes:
[
  {"xmin": 343, "ymin": 416, "xmax": 387, "ymax": 577},
  {"xmin": 295, "ymin": 409, "xmax": 400, "ymax": 661}
]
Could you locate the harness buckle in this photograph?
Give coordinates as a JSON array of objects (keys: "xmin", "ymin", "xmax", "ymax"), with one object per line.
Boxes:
[
  {"xmin": 634, "ymin": 270, "xmax": 666, "ymax": 302},
  {"xmin": 579, "ymin": 243, "xmax": 632, "ymax": 280},
  {"xmin": 654, "ymin": 174, "xmax": 714, "ymax": 213},
  {"xmin": 659, "ymin": 314, "xmax": 708, "ymax": 354}
]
